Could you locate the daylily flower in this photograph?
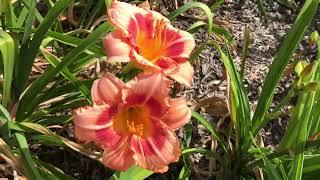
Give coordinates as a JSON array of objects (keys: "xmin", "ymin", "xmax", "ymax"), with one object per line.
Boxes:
[
  {"xmin": 73, "ymin": 72, "xmax": 191, "ymax": 172},
  {"xmin": 104, "ymin": 1, "xmax": 196, "ymax": 86}
]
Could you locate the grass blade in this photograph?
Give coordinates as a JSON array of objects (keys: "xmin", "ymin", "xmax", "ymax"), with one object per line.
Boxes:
[
  {"xmin": 21, "ymin": 0, "xmax": 36, "ymax": 44},
  {"xmin": 192, "ymin": 111, "xmax": 228, "ymax": 153},
  {"xmin": 14, "ymin": 0, "xmax": 72, "ymax": 98},
  {"xmin": 0, "ymin": 30, "xmax": 15, "ymax": 108},
  {"xmin": 21, "ymin": 0, "xmax": 45, "ymax": 23},
  {"xmin": 16, "ymin": 23, "xmax": 112, "ymax": 121},
  {"xmin": 15, "ymin": 132, "xmax": 42, "ymax": 180},
  {"xmin": 111, "ymin": 165, "xmax": 153, "ymax": 180},
  {"xmin": 167, "ymin": 2, "xmax": 213, "ymax": 34},
  {"xmin": 210, "ymin": 41, "xmax": 251, "ymax": 151},
  {"xmin": 40, "ymin": 47, "xmax": 91, "ymax": 102},
  {"xmin": 46, "ymin": 31, "xmax": 105, "ymax": 56},
  {"xmin": 0, "ymin": 103, "xmax": 10, "ymax": 125},
  {"xmin": 251, "ymin": 0, "xmax": 319, "ymax": 136},
  {"xmin": 34, "ymin": 158, "xmax": 75, "ymax": 180},
  {"xmin": 240, "ymin": 27, "xmax": 250, "ymax": 79}
]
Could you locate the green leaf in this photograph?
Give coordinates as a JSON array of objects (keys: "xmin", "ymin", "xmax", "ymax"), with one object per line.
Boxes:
[
  {"xmin": 178, "ymin": 166, "xmax": 190, "ymax": 180},
  {"xmin": 14, "ymin": 0, "xmax": 72, "ymax": 98},
  {"xmin": 167, "ymin": 2, "xmax": 213, "ymax": 34},
  {"xmin": 21, "ymin": 0, "xmax": 45, "ymax": 23},
  {"xmin": 192, "ymin": 111, "xmax": 228, "ymax": 153},
  {"xmin": 39, "ymin": 47, "xmax": 92, "ymax": 103},
  {"xmin": 210, "ymin": 41, "xmax": 251, "ymax": 151},
  {"xmin": 210, "ymin": 0, "xmax": 224, "ymax": 11},
  {"xmin": 45, "ymin": 31, "xmax": 105, "ymax": 56},
  {"xmin": 211, "ymin": 24, "xmax": 236, "ymax": 44},
  {"xmin": 303, "ymin": 154, "xmax": 320, "ymax": 174},
  {"xmin": 40, "ymin": 79, "xmax": 93, "ymax": 103},
  {"xmin": 16, "ymin": 23, "xmax": 112, "ymax": 121},
  {"xmin": 22, "ymin": 0, "xmax": 37, "ymax": 44},
  {"xmin": 84, "ymin": 0, "xmax": 105, "ymax": 29},
  {"xmin": 263, "ymin": 158, "xmax": 284, "ymax": 180},
  {"xmin": 15, "ymin": 132, "xmax": 42, "ymax": 180},
  {"xmin": 186, "ymin": 21, "xmax": 206, "ymax": 34},
  {"xmin": 0, "ymin": 103, "xmax": 10, "ymax": 125},
  {"xmin": 248, "ymin": 133, "xmax": 287, "ymax": 179},
  {"xmin": 10, "ymin": 122, "xmax": 102, "ymax": 160},
  {"xmin": 251, "ymin": 0, "xmax": 319, "ymax": 136},
  {"xmin": 5, "ymin": 3, "xmax": 17, "ymax": 28},
  {"xmin": 34, "ymin": 158, "xmax": 75, "ymax": 180},
  {"xmin": 111, "ymin": 165, "xmax": 153, "ymax": 180},
  {"xmin": 280, "ymin": 92, "xmax": 315, "ymax": 179},
  {"xmin": 240, "ymin": 27, "xmax": 250, "ymax": 79},
  {"xmin": 16, "ymin": 7, "xmax": 29, "ymax": 27},
  {"xmin": 184, "ymin": 123, "xmax": 192, "ymax": 147},
  {"xmin": 0, "ymin": 30, "xmax": 15, "ymax": 108},
  {"xmin": 0, "ymin": 103, "xmax": 10, "ymax": 139},
  {"xmin": 277, "ymin": 0, "xmax": 297, "ymax": 9}
]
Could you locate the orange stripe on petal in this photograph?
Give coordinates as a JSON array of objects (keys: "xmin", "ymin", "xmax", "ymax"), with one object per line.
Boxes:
[
  {"xmin": 129, "ymin": 122, "xmax": 180, "ymax": 173},
  {"xmin": 161, "ymin": 98, "xmax": 191, "ymax": 131},
  {"xmin": 91, "ymin": 73, "xmax": 127, "ymax": 104}
]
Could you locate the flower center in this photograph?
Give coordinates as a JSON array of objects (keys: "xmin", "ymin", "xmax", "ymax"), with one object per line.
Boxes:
[
  {"xmin": 113, "ymin": 105, "xmax": 150, "ymax": 137},
  {"xmin": 137, "ymin": 20, "xmax": 167, "ymax": 63}
]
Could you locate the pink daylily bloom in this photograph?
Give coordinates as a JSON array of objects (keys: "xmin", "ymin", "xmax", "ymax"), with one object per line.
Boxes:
[
  {"xmin": 73, "ymin": 72, "xmax": 191, "ymax": 172},
  {"xmin": 104, "ymin": 1, "xmax": 196, "ymax": 86}
]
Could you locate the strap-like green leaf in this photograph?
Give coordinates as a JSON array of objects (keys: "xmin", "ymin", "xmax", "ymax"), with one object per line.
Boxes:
[
  {"xmin": 167, "ymin": 2, "xmax": 213, "ymax": 34},
  {"xmin": 192, "ymin": 111, "xmax": 228, "ymax": 153},
  {"xmin": 14, "ymin": 0, "xmax": 72, "ymax": 98},
  {"xmin": 15, "ymin": 132, "xmax": 42, "ymax": 180},
  {"xmin": 251, "ymin": 0, "xmax": 319, "ymax": 136},
  {"xmin": 210, "ymin": 42, "xmax": 251, "ymax": 152},
  {"xmin": 0, "ymin": 30, "xmax": 15, "ymax": 108},
  {"xmin": 40, "ymin": 47, "xmax": 91, "ymax": 103},
  {"xmin": 16, "ymin": 23, "xmax": 112, "ymax": 121},
  {"xmin": 111, "ymin": 165, "xmax": 153, "ymax": 180}
]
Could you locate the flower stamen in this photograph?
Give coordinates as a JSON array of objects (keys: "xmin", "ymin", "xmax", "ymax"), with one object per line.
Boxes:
[{"xmin": 113, "ymin": 105, "xmax": 150, "ymax": 137}]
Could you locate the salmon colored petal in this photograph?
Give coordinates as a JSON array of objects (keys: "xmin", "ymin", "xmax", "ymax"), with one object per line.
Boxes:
[
  {"xmin": 73, "ymin": 103, "xmax": 113, "ymax": 143},
  {"xmin": 108, "ymin": 1, "xmax": 148, "ymax": 38},
  {"xmin": 168, "ymin": 61, "xmax": 194, "ymax": 86},
  {"xmin": 130, "ymin": 122, "xmax": 180, "ymax": 173},
  {"xmin": 91, "ymin": 72, "xmax": 127, "ymax": 104},
  {"xmin": 160, "ymin": 98, "xmax": 191, "ymax": 131},
  {"xmin": 109, "ymin": 1, "xmax": 170, "ymax": 42},
  {"xmin": 96, "ymin": 125, "xmax": 126, "ymax": 148},
  {"xmin": 164, "ymin": 28, "xmax": 195, "ymax": 59},
  {"xmin": 103, "ymin": 31, "xmax": 132, "ymax": 63},
  {"xmin": 126, "ymin": 72, "xmax": 171, "ymax": 105},
  {"xmin": 102, "ymin": 139, "xmax": 135, "ymax": 171}
]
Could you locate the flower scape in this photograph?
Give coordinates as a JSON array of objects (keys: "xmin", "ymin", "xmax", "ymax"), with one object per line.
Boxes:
[{"xmin": 73, "ymin": 1, "xmax": 195, "ymax": 173}]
